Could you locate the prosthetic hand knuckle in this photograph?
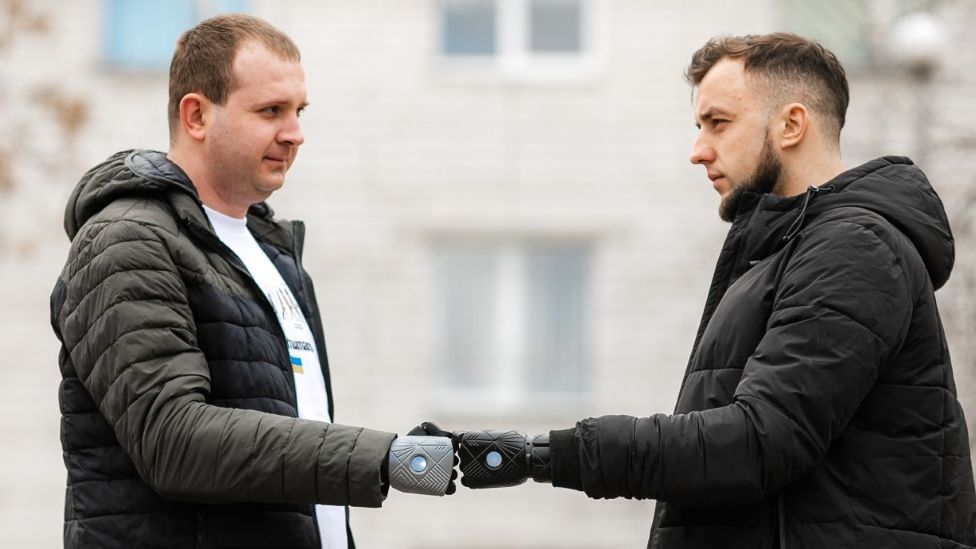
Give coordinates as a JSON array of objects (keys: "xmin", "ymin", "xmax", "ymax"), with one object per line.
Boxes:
[
  {"xmin": 458, "ymin": 430, "xmax": 531, "ymax": 489},
  {"xmin": 388, "ymin": 436, "xmax": 455, "ymax": 496}
]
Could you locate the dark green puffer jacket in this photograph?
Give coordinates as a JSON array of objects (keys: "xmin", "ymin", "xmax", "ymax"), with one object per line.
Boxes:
[
  {"xmin": 549, "ymin": 157, "xmax": 976, "ymax": 548},
  {"xmin": 51, "ymin": 149, "xmax": 396, "ymax": 549}
]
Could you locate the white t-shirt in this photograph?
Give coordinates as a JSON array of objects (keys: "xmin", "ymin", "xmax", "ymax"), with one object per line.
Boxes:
[{"xmin": 204, "ymin": 206, "xmax": 347, "ymax": 549}]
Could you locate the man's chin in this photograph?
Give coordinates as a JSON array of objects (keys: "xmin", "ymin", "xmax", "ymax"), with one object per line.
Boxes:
[
  {"xmin": 256, "ymin": 175, "xmax": 286, "ymax": 194},
  {"xmin": 719, "ymin": 192, "xmax": 742, "ymax": 223}
]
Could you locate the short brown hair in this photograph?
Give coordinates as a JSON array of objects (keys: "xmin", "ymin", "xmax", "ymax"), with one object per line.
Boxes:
[
  {"xmin": 168, "ymin": 13, "xmax": 301, "ymax": 138},
  {"xmin": 685, "ymin": 32, "xmax": 849, "ymax": 142}
]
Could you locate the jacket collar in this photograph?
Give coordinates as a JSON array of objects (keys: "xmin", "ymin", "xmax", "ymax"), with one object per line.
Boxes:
[
  {"xmin": 724, "ymin": 155, "xmax": 952, "ymax": 288},
  {"xmin": 126, "ymin": 150, "xmax": 298, "ymax": 254}
]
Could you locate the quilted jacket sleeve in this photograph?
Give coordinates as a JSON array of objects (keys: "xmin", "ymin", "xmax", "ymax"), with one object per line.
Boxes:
[
  {"xmin": 551, "ymin": 218, "xmax": 913, "ymax": 504},
  {"xmin": 53, "ymin": 217, "xmax": 396, "ymax": 507}
]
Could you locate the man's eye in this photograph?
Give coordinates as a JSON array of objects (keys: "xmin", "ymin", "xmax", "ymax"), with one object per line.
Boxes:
[
  {"xmin": 712, "ymin": 119, "xmax": 728, "ymax": 128},
  {"xmin": 263, "ymin": 106, "xmax": 279, "ymax": 115},
  {"xmin": 297, "ymin": 107, "xmax": 305, "ymax": 118}
]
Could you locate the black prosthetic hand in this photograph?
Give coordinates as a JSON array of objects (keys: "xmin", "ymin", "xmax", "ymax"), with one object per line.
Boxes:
[{"xmin": 457, "ymin": 430, "xmax": 551, "ymax": 489}]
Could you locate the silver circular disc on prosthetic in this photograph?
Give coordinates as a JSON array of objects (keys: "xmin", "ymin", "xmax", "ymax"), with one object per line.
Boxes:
[
  {"xmin": 410, "ymin": 455, "xmax": 428, "ymax": 473},
  {"xmin": 485, "ymin": 450, "xmax": 503, "ymax": 469}
]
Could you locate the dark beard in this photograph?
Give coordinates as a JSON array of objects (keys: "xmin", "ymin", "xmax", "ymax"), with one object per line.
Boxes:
[{"xmin": 719, "ymin": 136, "xmax": 782, "ymax": 222}]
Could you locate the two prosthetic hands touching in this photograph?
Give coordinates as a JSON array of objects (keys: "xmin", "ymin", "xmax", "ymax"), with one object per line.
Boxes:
[{"xmin": 386, "ymin": 422, "xmax": 551, "ymax": 497}]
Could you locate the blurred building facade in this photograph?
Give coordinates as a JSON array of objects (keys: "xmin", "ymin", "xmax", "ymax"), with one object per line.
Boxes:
[{"xmin": 1, "ymin": 0, "xmax": 974, "ymax": 547}]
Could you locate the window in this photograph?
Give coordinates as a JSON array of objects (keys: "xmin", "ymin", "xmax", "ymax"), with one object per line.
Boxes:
[
  {"xmin": 443, "ymin": 0, "xmax": 498, "ymax": 56},
  {"xmin": 528, "ymin": 0, "xmax": 583, "ymax": 53},
  {"xmin": 432, "ymin": 241, "xmax": 590, "ymax": 411},
  {"xmin": 103, "ymin": 0, "xmax": 249, "ymax": 70},
  {"xmin": 781, "ymin": 0, "xmax": 935, "ymax": 69},
  {"xmin": 438, "ymin": 0, "xmax": 595, "ymax": 80}
]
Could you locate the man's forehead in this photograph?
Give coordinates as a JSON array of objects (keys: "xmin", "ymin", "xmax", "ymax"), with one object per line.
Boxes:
[
  {"xmin": 692, "ymin": 87, "xmax": 739, "ymax": 121},
  {"xmin": 229, "ymin": 42, "xmax": 306, "ymax": 100},
  {"xmin": 692, "ymin": 59, "xmax": 752, "ymax": 119}
]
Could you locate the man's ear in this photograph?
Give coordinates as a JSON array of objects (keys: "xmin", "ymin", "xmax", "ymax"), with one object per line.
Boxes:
[
  {"xmin": 779, "ymin": 102, "xmax": 809, "ymax": 150},
  {"xmin": 178, "ymin": 93, "xmax": 209, "ymax": 141}
]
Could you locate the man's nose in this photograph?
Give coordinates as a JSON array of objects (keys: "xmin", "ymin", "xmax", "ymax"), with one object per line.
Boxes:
[
  {"xmin": 279, "ymin": 116, "xmax": 305, "ymax": 147},
  {"xmin": 689, "ymin": 134, "xmax": 714, "ymax": 165}
]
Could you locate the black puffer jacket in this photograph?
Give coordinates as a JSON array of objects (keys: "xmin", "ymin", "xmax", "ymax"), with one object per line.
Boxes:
[
  {"xmin": 51, "ymin": 150, "xmax": 396, "ymax": 549},
  {"xmin": 550, "ymin": 157, "xmax": 976, "ymax": 548}
]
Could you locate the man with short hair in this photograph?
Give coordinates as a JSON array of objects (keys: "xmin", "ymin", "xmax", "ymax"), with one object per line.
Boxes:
[
  {"xmin": 51, "ymin": 14, "xmax": 454, "ymax": 549},
  {"xmin": 446, "ymin": 32, "xmax": 976, "ymax": 548}
]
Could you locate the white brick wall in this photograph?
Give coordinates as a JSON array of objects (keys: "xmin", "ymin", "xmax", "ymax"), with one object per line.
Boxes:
[{"xmin": 3, "ymin": 1, "xmax": 974, "ymax": 547}]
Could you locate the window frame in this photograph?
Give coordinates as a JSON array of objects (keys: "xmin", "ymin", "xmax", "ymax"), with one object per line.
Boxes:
[
  {"xmin": 429, "ymin": 238, "xmax": 593, "ymax": 416},
  {"xmin": 435, "ymin": 0, "xmax": 602, "ymax": 84}
]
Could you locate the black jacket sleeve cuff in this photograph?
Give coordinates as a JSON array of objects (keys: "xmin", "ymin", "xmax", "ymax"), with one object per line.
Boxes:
[{"xmin": 549, "ymin": 427, "xmax": 583, "ymax": 491}]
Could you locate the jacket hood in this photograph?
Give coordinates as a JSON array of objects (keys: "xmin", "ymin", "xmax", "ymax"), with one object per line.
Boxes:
[
  {"xmin": 65, "ymin": 149, "xmax": 294, "ymax": 252},
  {"xmin": 738, "ymin": 156, "xmax": 954, "ymax": 289},
  {"xmin": 64, "ymin": 149, "xmax": 199, "ymax": 239}
]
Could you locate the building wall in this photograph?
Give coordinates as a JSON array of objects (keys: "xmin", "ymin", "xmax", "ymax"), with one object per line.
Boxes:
[{"xmin": 1, "ymin": 1, "xmax": 973, "ymax": 548}]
